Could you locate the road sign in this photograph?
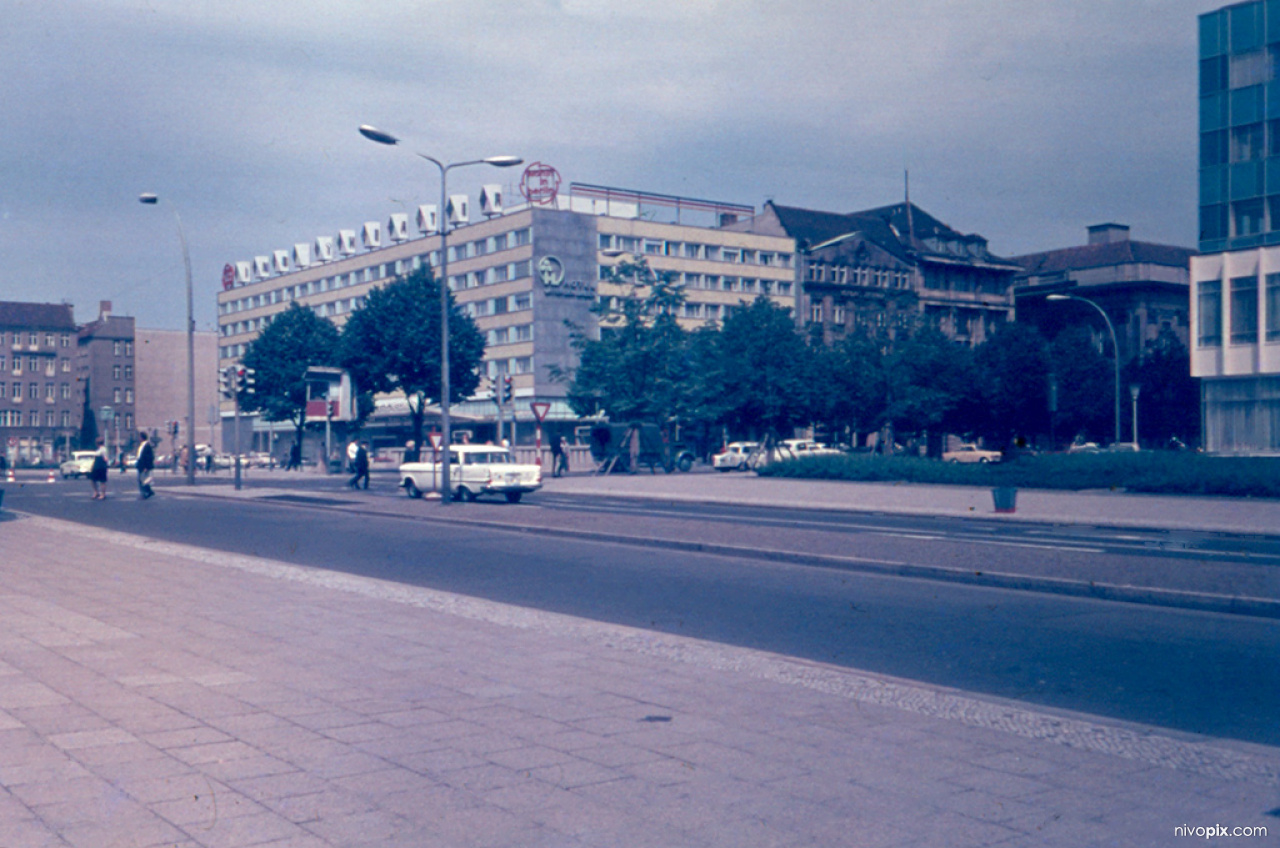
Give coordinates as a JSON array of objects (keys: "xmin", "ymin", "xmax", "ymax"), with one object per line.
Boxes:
[
  {"xmin": 530, "ymin": 401, "xmax": 550, "ymax": 423},
  {"xmin": 428, "ymin": 432, "xmax": 443, "ymax": 450}
]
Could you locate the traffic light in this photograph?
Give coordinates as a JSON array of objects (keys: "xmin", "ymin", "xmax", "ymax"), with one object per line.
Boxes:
[
  {"xmin": 171, "ymin": 420, "xmax": 179, "ymax": 439},
  {"xmin": 218, "ymin": 367, "xmax": 233, "ymax": 398},
  {"xmin": 239, "ymin": 367, "xmax": 256, "ymax": 395},
  {"xmin": 501, "ymin": 375, "xmax": 513, "ymax": 404}
]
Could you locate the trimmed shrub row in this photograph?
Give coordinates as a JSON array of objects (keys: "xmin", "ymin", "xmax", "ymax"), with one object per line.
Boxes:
[{"xmin": 755, "ymin": 452, "xmax": 1280, "ymax": 499}]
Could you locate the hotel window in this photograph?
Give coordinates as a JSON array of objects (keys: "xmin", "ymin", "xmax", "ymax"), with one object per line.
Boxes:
[
  {"xmin": 125, "ymin": 388, "xmax": 134, "ymax": 403},
  {"xmin": 778, "ymin": 282, "xmax": 792, "ymax": 295},
  {"xmin": 113, "ymin": 364, "xmax": 122, "ymax": 379},
  {"xmin": 1230, "ymin": 276, "xmax": 1258, "ymax": 343},
  {"xmin": 1267, "ymin": 273, "xmax": 1280, "ymax": 341},
  {"xmin": 60, "ymin": 383, "xmax": 69, "ymax": 399},
  {"xmin": 125, "ymin": 341, "xmax": 132, "ymax": 356},
  {"xmin": 28, "ymin": 356, "xmax": 37, "ymax": 371},
  {"xmin": 513, "ymin": 228, "xmax": 531, "ymax": 246},
  {"xmin": 45, "ymin": 383, "xmax": 54, "ymax": 400},
  {"xmin": 683, "ymin": 243, "xmax": 701, "ymax": 259},
  {"xmin": 514, "ymin": 324, "xmax": 533, "ymax": 342},
  {"xmin": 44, "ymin": 334, "xmax": 54, "ymax": 347},
  {"xmin": 113, "ymin": 388, "xmax": 121, "ymax": 403},
  {"xmin": 512, "ymin": 293, "xmax": 532, "ymax": 311},
  {"xmin": 60, "ymin": 411, "xmax": 70, "ymax": 427},
  {"xmin": 113, "ymin": 341, "xmax": 122, "ymax": 356},
  {"xmin": 1234, "ymin": 199, "xmax": 1264, "ymax": 236},
  {"xmin": 10, "ymin": 383, "xmax": 18, "ymax": 400},
  {"xmin": 722, "ymin": 248, "xmax": 739, "ymax": 263},
  {"xmin": 1197, "ymin": 279, "xmax": 1222, "ymax": 346},
  {"xmin": 1231, "ymin": 123, "xmax": 1265, "ymax": 162},
  {"xmin": 45, "ymin": 411, "xmax": 53, "ymax": 427}
]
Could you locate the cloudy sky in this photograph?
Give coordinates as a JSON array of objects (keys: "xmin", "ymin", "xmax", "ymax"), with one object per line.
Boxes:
[{"xmin": 3, "ymin": 0, "xmax": 1212, "ymax": 331}]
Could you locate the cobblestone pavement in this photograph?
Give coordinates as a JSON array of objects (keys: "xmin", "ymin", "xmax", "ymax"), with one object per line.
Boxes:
[{"xmin": 1, "ymin": 513, "xmax": 1277, "ymax": 847}]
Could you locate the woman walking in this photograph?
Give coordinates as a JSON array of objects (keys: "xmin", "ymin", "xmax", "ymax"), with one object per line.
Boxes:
[{"xmin": 88, "ymin": 438, "xmax": 109, "ymax": 500}]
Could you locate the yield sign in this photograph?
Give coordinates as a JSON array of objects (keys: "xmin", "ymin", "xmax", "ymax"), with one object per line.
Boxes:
[
  {"xmin": 428, "ymin": 432, "xmax": 443, "ymax": 450},
  {"xmin": 530, "ymin": 402, "xmax": 550, "ymax": 423}
]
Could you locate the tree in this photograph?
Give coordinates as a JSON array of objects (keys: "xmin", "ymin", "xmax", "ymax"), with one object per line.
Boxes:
[
  {"xmin": 810, "ymin": 331, "xmax": 887, "ymax": 447},
  {"xmin": 882, "ymin": 329, "xmax": 980, "ymax": 454},
  {"xmin": 974, "ymin": 322, "xmax": 1051, "ymax": 448},
  {"xmin": 1126, "ymin": 329, "xmax": 1200, "ymax": 447},
  {"xmin": 339, "ymin": 267, "xmax": 485, "ymax": 461},
  {"xmin": 561, "ymin": 257, "xmax": 691, "ymax": 424},
  {"xmin": 1049, "ymin": 325, "xmax": 1113, "ymax": 445},
  {"xmin": 709, "ymin": 296, "xmax": 814, "ymax": 440},
  {"xmin": 78, "ymin": 377, "xmax": 98, "ymax": 449},
  {"xmin": 239, "ymin": 302, "xmax": 342, "ymax": 451}
]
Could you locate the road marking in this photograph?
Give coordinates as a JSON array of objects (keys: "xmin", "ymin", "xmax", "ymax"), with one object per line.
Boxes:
[{"xmin": 16, "ymin": 514, "xmax": 1280, "ymax": 788}]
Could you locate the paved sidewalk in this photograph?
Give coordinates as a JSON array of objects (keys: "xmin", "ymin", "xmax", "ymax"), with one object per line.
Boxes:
[{"xmin": 1, "ymin": 513, "xmax": 1277, "ymax": 847}]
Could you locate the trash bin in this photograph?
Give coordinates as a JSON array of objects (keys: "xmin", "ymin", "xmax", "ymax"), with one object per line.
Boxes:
[{"xmin": 992, "ymin": 486, "xmax": 1017, "ymax": 514}]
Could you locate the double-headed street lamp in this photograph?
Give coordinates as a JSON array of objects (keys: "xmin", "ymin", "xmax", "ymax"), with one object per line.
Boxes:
[
  {"xmin": 138, "ymin": 193, "xmax": 197, "ymax": 486},
  {"xmin": 358, "ymin": 125, "xmax": 521, "ymax": 503},
  {"xmin": 1047, "ymin": 293, "xmax": 1121, "ymax": 445}
]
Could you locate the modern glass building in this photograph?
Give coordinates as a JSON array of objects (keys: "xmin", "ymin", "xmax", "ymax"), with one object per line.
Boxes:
[{"xmin": 1194, "ymin": 1, "xmax": 1280, "ymax": 452}]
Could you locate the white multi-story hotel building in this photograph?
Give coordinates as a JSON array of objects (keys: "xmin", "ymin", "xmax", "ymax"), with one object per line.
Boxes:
[{"xmin": 216, "ymin": 181, "xmax": 796, "ymax": 454}]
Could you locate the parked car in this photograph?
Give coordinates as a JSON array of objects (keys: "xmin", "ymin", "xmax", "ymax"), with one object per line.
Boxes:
[
  {"xmin": 1067, "ymin": 442, "xmax": 1101, "ymax": 454},
  {"xmin": 60, "ymin": 451, "xmax": 98, "ymax": 478},
  {"xmin": 399, "ymin": 445, "xmax": 541, "ymax": 503},
  {"xmin": 941, "ymin": 443, "xmax": 1002, "ymax": 464},
  {"xmin": 713, "ymin": 442, "xmax": 759, "ymax": 472},
  {"xmin": 748, "ymin": 439, "xmax": 840, "ymax": 469}
]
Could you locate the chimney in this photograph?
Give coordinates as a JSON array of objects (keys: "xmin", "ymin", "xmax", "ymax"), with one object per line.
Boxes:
[
  {"xmin": 1087, "ymin": 224, "xmax": 1130, "ymax": 245},
  {"xmin": 98, "ymin": 300, "xmax": 112, "ymax": 319}
]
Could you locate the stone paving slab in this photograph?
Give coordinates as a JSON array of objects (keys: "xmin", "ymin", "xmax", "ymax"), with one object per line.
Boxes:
[{"xmin": 1, "ymin": 513, "xmax": 1277, "ymax": 847}]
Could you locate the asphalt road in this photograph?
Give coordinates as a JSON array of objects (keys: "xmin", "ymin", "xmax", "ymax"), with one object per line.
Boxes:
[{"xmin": 7, "ymin": 474, "xmax": 1280, "ymax": 748}]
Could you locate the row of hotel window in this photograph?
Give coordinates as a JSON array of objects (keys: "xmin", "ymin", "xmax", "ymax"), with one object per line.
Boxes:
[
  {"xmin": 806, "ymin": 265, "xmax": 912, "ymax": 288},
  {"xmin": 606, "ymin": 269, "xmax": 794, "ymax": 296},
  {"xmin": 221, "ymin": 228, "xmax": 535, "ymax": 310},
  {"xmin": 2, "ymin": 332, "xmax": 74, "ymax": 349},
  {"xmin": 1, "ymin": 382, "xmax": 73, "ymax": 400},
  {"xmin": 0, "ymin": 356, "xmax": 74, "ymax": 375},
  {"xmin": 1196, "ymin": 274, "xmax": 1280, "ymax": 345},
  {"xmin": 0, "ymin": 410, "xmax": 83, "ymax": 428},
  {"xmin": 597, "ymin": 235, "xmax": 793, "ymax": 267},
  {"xmin": 0, "ymin": 383, "xmax": 125, "ymax": 402}
]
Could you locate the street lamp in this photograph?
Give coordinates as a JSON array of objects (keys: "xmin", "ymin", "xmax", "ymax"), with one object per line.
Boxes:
[
  {"xmin": 1129, "ymin": 383, "xmax": 1141, "ymax": 448},
  {"xmin": 1047, "ymin": 293, "xmax": 1121, "ymax": 445},
  {"xmin": 358, "ymin": 125, "xmax": 521, "ymax": 503},
  {"xmin": 139, "ymin": 193, "xmax": 196, "ymax": 486}
]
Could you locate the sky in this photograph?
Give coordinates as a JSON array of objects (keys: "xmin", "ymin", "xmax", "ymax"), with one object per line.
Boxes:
[{"xmin": 1, "ymin": 0, "xmax": 1216, "ymax": 331}]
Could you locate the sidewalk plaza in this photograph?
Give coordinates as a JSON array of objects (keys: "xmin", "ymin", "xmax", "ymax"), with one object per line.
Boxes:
[{"xmin": 0, "ymin": 477, "xmax": 1277, "ymax": 845}]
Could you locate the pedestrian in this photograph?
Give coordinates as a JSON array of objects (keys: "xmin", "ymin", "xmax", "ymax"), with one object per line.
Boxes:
[
  {"xmin": 89, "ymin": 437, "xmax": 109, "ymax": 500},
  {"xmin": 550, "ymin": 434, "xmax": 568, "ymax": 478},
  {"xmin": 286, "ymin": 441, "xmax": 301, "ymax": 471},
  {"xmin": 135, "ymin": 432, "xmax": 156, "ymax": 499},
  {"xmin": 348, "ymin": 441, "xmax": 370, "ymax": 490}
]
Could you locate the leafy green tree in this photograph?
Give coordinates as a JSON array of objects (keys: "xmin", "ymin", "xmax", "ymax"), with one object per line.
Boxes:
[
  {"xmin": 562, "ymin": 257, "xmax": 691, "ymax": 424},
  {"xmin": 239, "ymin": 303, "xmax": 342, "ymax": 450},
  {"xmin": 1125, "ymin": 329, "xmax": 1199, "ymax": 447},
  {"xmin": 1049, "ymin": 325, "xmax": 1113, "ymax": 445},
  {"xmin": 709, "ymin": 296, "xmax": 814, "ymax": 439},
  {"xmin": 339, "ymin": 267, "xmax": 484, "ymax": 461},
  {"xmin": 810, "ymin": 332, "xmax": 887, "ymax": 447},
  {"xmin": 883, "ymin": 329, "xmax": 980, "ymax": 454},
  {"xmin": 974, "ymin": 322, "xmax": 1051, "ymax": 448}
]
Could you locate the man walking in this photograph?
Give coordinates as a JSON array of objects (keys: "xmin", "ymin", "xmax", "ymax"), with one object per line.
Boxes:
[
  {"xmin": 348, "ymin": 441, "xmax": 370, "ymax": 490},
  {"xmin": 135, "ymin": 432, "xmax": 156, "ymax": 499}
]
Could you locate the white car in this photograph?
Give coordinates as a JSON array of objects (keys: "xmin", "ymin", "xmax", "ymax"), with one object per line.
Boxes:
[
  {"xmin": 399, "ymin": 445, "xmax": 541, "ymax": 503},
  {"xmin": 748, "ymin": 439, "xmax": 840, "ymax": 469},
  {"xmin": 941, "ymin": 443, "xmax": 1002, "ymax": 464},
  {"xmin": 713, "ymin": 442, "xmax": 759, "ymax": 471},
  {"xmin": 60, "ymin": 451, "xmax": 98, "ymax": 478}
]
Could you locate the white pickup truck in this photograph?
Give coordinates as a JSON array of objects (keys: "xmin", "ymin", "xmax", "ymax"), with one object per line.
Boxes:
[{"xmin": 399, "ymin": 444, "xmax": 541, "ymax": 503}]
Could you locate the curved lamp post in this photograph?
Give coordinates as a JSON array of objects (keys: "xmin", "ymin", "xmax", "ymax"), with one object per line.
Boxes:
[
  {"xmin": 358, "ymin": 125, "xmax": 521, "ymax": 503},
  {"xmin": 139, "ymin": 193, "xmax": 197, "ymax": 486},
  {"xmin": 1047, "ymin": 293, "xmax": 1121, "ymax": 445}
]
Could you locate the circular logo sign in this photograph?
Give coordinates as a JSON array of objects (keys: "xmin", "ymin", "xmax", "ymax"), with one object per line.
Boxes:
[
  {"xmin": 537, "ymin": 256, "xmax": 565, "ymax": 288},
  {"xmin": 520, "ymin": 163, "xmax": 561, "ymax": 206}
]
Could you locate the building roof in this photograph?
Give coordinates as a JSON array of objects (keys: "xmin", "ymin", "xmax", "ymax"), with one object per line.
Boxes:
[
  {"xmin": 0, "ymin": 301, "xmax": 76, "ymax": 329},
  {"xmin": 1012, "ymin": 240, "xmax": 1197, "ymax": 277},
  {"xmin": 765, "ymin": 201, "xmax": 1017, "ymax": 268}
]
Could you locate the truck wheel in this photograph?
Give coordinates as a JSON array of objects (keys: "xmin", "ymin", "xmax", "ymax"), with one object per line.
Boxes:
[
  {"xmin": 677, "ymin": 455, "xmax": 693, "ymax": 473},
  {"xmin": 404, "ymin": 479, "xmax": 422, "ymax": 499},
  {"xmin": 505, "ymin": 491, "xmax": 523, "ymax": 504},
  {"xmin": 455, "ymin": 486, "xmax": 476, "ymax": 502}
]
